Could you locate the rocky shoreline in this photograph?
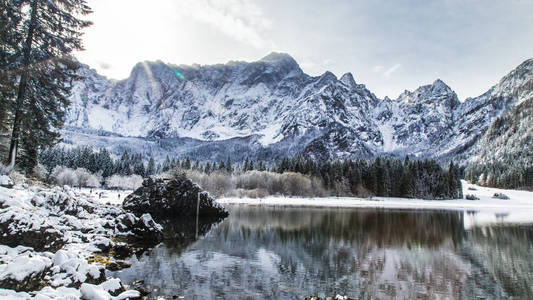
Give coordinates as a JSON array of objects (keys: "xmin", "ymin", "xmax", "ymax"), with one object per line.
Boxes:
[{"xmin": 0, "ymin": 176, "xmax": 228, "ymax": 299}]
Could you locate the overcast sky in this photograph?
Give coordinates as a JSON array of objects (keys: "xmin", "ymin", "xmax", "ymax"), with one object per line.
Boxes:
[{"xmin": 76, "ymin": 0, "xmax": 533, "ymax": 100}]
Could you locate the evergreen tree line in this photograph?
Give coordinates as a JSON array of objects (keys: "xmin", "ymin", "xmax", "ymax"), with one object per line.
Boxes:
[
  {"xmin": 273, "ymin": 156, "xmax": 463, "ymax": 199},
  {"xmin": 465, "ymin": 162, "xmax": 533, "ymax": 191},
  {"xmin": 178, "ymin": 155, "xmax": 462, "ymax": 199},
  {"xmin": 39, "ymin": 147, "xmax": 156, "ymax": 178},
  {"xmin": 40, "ymin": 146, "xmax": 462, "ymax": 199},
  {"xmin": 39, "ymin": 147, "xmax": 248, "ymax": 179},
  {"xmin": 0, "ymin": 0, "xmax": 92, "ymax": 173},
  {"xmin": 159, "ymin": 155, "xmax": 267, "ymax": 174}
]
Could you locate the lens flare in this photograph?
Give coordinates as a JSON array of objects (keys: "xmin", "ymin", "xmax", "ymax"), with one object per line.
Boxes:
[
  {"xmin": 141, "ymin": 62, "xmax": 158, "ymax": 93},
  {"xmin": 174, "ymin": 69, "xmax": 185, "ymax": 80}
]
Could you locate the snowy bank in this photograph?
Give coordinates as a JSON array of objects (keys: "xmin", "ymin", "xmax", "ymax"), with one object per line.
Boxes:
[
  {"xmin": 0, "ymin": 184, "xmax": 163, "ymax": 299},
  {"xmin": 218, "ymin": 180, "xmax": 533, "ymax": 227}
]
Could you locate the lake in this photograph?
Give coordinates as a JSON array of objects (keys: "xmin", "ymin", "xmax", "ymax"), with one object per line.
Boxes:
[{"xmin": 111, "ymin": 205, "xmax": 533, "ymax": 299}]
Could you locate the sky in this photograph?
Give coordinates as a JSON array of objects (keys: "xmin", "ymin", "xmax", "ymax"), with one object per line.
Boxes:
[{"xmin": 76, "ymin": 0, "xmax": 533, "ymax": 100}]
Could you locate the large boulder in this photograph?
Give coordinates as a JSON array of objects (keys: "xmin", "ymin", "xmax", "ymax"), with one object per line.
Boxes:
[{"xmin": 122, "ymin": 177, "xmax": 229, "ymax": 218}]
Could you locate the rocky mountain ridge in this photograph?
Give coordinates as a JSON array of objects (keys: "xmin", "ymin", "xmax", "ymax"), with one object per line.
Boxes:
[{"xmin": 64, "ymin": 53, "xmax": 533, "ymax": 162}]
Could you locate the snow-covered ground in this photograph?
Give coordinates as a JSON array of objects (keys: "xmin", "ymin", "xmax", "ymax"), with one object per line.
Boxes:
[
  {"xmin": 75, "ymin": 187, "xmax": 133, "ymax": 206},
  {"xmin": 0, "ymin": 184, "xmax": 159, "ymax": 300},
  {"xmin": 218, "ymin": 180, "xmax": 533, "ymax": 228}
]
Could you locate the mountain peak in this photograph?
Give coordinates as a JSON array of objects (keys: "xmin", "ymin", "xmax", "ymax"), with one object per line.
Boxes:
[
  {"xmin": 432, "ymin": 78, "xmax": 446, "ymax": 86},
  {"xmin": 516, "ymin": 57, "xmax": 533, "ymax": 69},
  {"xmin": 431, "ymin": 79, "xmax": 451, "ymax": 90},
  {"xmin": 340, "ymin": 72, "xmax": 356, "ymax": 88},
  {"xmin": 491, "ymin": 57, "xmax": 533, "ymax": 104},
  {"xmin": 130, "ymin": 60, "xmax": 167, "ymax": 76},
  {"xmin": 260, "ymin": 52, "xmax": 297, "ymax": 64},
  {"xmin": 257, "ymin": 52, "xmax": 302, "ymax": 77},
  {"xmin": 317, "ymin": 71, "xmax": 337, "ymax": 84},
  {"xmin": 396, "ymin": 79, "xmax": 458, "ymax": 106},
  {"xmin": 497, "ymin": 57, "xmax": 533, "ymax": 84}
]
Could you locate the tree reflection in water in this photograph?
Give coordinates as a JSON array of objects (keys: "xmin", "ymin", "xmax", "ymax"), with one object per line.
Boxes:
[{"xmin": 111, "ymin": 206, "xmax": 533, "ymax": 300}]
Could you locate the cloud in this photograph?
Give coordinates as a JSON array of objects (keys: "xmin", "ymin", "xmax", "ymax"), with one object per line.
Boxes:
[
  {"xmin": 372, "ymin": 64, "xmax": 401, "ymax": 78},
  {"xmin": 176, "ymin": 0, "xmax": 273, "ymax": 49},
  {"xmin": 383, "ymin": 64, "xmax": 402, "ymax": 77}
]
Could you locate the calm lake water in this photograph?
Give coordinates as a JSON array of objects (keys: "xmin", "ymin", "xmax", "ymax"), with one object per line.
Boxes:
[{"xmin": 112, "ymin": 205, "xmax": 533, "ymax": 299}]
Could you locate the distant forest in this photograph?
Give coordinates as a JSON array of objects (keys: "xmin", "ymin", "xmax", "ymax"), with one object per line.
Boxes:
[
  {"xmin": 465, "ymin": 162, "xmax": 533, "ymax": 191},
  {"xmin": 39, "ymin": 146, "xmax": 463, "ymax": 199}
]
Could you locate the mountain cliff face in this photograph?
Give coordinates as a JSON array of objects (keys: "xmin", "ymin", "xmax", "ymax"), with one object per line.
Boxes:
[
  {"xmin": 463, "ymin": 60, "xmax": 533, "ymax": 187},
  {"xmin": 65, "ymin": 53, "xmax": 533, "ymax": 162},
  {"xmin": 448, "ymin": 58, "xmax": 533, "ymax": 162},
  {"xmin": 374, "ymin": 79, "xmax": 460, "ymax": 157}
]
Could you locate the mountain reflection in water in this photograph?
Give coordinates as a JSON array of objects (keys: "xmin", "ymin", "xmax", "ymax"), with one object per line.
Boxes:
[{"xmin": 111, "ymin": 205, "xmax": 533, "ymax": 299}]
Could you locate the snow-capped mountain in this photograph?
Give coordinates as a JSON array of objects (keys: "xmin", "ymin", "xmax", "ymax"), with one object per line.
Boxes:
[
  {"xmin": 468, "ymin": 77, "xmax": 533, "ymax": 168},
  {"xmin": 464, "ymin": 96, "xmax": 533, "ymax": 187},
  {"xmin": 65, "ymin": 53, "xmax": 533, "ymax": 162},
  {"xmin": 374, "ymin": 79, "xmax": 460, "ymax": 156},
  {"xmin": 447, "ymin": 58, "xmax": 533, "ymax": 162}
]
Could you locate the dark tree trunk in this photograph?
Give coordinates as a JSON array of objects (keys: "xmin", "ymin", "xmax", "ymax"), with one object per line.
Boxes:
[{"xmin": 7, "ymin": 0, "xmax": 38, "ymax": 166}]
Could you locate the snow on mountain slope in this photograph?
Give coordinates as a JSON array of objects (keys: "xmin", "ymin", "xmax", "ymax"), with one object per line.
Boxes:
[
  {"xmin": 65, "ymin": 54, "xmax": 533, "ymax": 162},
  {"xmin": 375, "ymin": 79, "xmax": 460, "ymax": 156},
  {"xmin": 467, "ymin": 95, "xmax": 533, "ymax": 174},
  {"xmin": 375, "ymin": 59, "xmax": 533, "ymax": 161},
  {"xmin": 446, "ymin": 58, "xmax": 533, "ymax": 162},
  {"xmin": 69, "ymin": 54, "xmax": 307, "ymax": 140}
]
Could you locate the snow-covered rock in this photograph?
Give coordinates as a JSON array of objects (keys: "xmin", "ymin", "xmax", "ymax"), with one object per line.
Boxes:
[
  {"xmin": 0, "ymin": 246, "xmax": 52, "ymax": 291},
  {"xmin": 0, "ymin": 288, "xmax": 32, "ymax": 299},
  {"xmin": 0, "ymin": 185, "xmax": 164, "ymax": 252},
  {"xmin": 0, "ymin": 175, "xmax": 14, "ymax": 188},
  {"xmin": 123, "ymin": 177, "xmax": 229, "ymax": 218},
  {"xmin": 0, "ymin": 184, "xmax": 164, "ymax": 298}
]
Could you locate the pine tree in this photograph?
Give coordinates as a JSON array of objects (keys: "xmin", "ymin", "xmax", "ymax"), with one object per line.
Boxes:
[
  {"xmin": 133, "ymin": 155, "xmax": 145, "ymax": 177},
  {"xmin": 119, "ymin": 150, "xmax": 132, "ymax": 175},
  {"xmin": 368, "ymin": 167, "xmax": 378, "ymax": 195},
  {"xmin": 401, "ymin": 163, "xmax": 415, "ymax": 198},
  {"xmin": 277, "ymin": 157, "xmax": 289, "ymax": 173},
  {"xmin": 182, "ymin": 156, "xmax": 191, "ymax": 170},
  {"xmin": 17, "ymin": 130, "xmax": 39, "ymax": 172},
  {"xmin": 323, "ymin": 173, "xmax": 331, "ymax": 190},
  {"xmin": 146, "ymin": 157, "xmax": 156, "ymax": 176},
  {"xmin": 226, "ymin": 155, "xmax": 232, "ymax": 173},
  {"xmin": 249, "ymin": 160, "xmax": 255, "ymax": 171},
  {"xmin": 243, "ymin": 156, "xmax": 249, "ymax": 172},
  {"xmin": 162, "ymin": 155, "xmax": 171, "ymax": 172},
  {"xmin": 294, "ymin": 156, "xmax": 303, "ymax": 173},
  {"xmin": 382, "ymin": 167, "xmax": 391, "ymax": 197},
  {"xmin": 5, "ymin": 0, "xmax": 92, "ymax": 172},
  {"xmin": 0, "ymin": 1, "xmax": 23, "ymax": 162},
  {"xmin": 99, "ymin": 148, "xmax": 114, "ymax": 178},
  {"xmin": 448, "ymin": 161, "xmax": 462, "ymax": 199}
]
